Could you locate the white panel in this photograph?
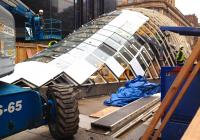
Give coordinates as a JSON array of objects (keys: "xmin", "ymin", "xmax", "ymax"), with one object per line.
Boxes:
[
  {"xmin": 64, "ymin": 59, "xmax": 97, "ymax": 84},
  {"xmin": 49, "ymin": 43, "xmax": 98, "ymax": 73},
  {"xmin": 0, "ymin": 68, "xmax": 22, "ymax": 84},
  {"xmin": 0, "ymin": 10, "xmax": 150, "ymax": 87},
  {"xmin": 119, "ymin": 10, "xmax": 149, "ymax": 34},
  {"xmin": 133, "ymin": 11, "xmax": 149, "ymax": 21},
  {"xmin": 84, "ymin": 38, "xmax": 102, "ymax": 47},
  {"xmin": 91, "ymin": 33, "xmax": 108, "ymax": 42},
  {"xmin": 97, "ymin": 29, "xmax": 114, "ymax": 37},
  {"xmin": 49, "ymin": 53, "xmax": 76, "ymax": 70},
  {"xmin": 107, "ymin": 10, "xmax": 148, "ymax": 31},
  {"xmin": 122, "ymin": 10, "xmax": 149, "ymax": 21},
  {"xmin": 49, "ymin": 58, "xmax": 71, "ymax": 70},
  {"xmin": 85, "ymin": 54, "xmax": 104, "ymax": 69},
  {"xmin": 1, "ymin": 61, "xmax": 62, "ymax": 86},
  {"xmin": 108, "ymin": 12, "xmax": 128, "ymax": 27},
  {"xmin": 76, "ymin": 43, "xmax": 96, "ymax": 53},
  {"xmin": 115, "ymin": 29, "xmax": 132, "ymax": 39},
  {"xmin": 92, "ymin": 48, "xmax": 110, "ymax": 62},
  {"xmin": 49, "ymin": 42, "xmax": 99, "ymax": 72},
  {"xmin": 68, "ymin": 48, "xmax": 89, "ymax": 59},
  {"xmin": 104, "ymin": 38, "xmax": 123, "ymax": 51},
  {"xmin": 121, "ymin": 20, "xmax": 144, "ymax": 35},
  {"xmin": 23, "ymin": 62, "xmax": 62, "ymax": 86},
  {"xmin": 130, "ymin": 58, "xmax": 145, "ymax": 76},
  {"xmin": 106, "ymin": 57, "xmax": 125, "ymax": 77},
  {"xmin": 103, "ymin": 25, "xmax": 118, "ymax": 32}
]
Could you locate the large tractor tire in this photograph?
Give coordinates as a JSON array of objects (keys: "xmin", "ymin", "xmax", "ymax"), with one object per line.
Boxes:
[{"xmin": 47, "ymin": 85, "xmax": 79, "ymax": 140}]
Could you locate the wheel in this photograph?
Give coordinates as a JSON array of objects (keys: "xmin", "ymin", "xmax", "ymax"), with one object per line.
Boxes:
[{"xmin": 47, "ymin": 84, "xmax": 79, "ymax": 140}]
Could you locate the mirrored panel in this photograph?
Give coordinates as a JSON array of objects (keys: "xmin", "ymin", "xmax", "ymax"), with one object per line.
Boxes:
[
  {"xmin": 119, "ymin": 48, "xmax": 133, "ymax": 62},
  {"xmin": 106, "ymin": 57, "xmax": 125, "ymax": 77},
  {"xmin": 64, "ymin": 59, "xmax": 98, "ymax": 84}
]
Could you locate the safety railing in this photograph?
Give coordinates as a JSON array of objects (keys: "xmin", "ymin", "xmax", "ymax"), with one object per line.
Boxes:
[
  {"xmin": 25, "ymin": 18, "xmax": 62, "ymax": 41},
  {"xmin": 43, "ymin": 18, "xmax": 62, "ymax": 40}
]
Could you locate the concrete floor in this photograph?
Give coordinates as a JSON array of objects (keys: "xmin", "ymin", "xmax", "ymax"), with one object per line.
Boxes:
[
  {"xmin": 3, "ymin": 95, "xmax": 154, "ymax": 140},
  {"xmin": 4, "ymin": 116, "xmax": 98, "ymax": 140},
  {"xmin": 78, "ymin": 95, "xmax": 109, "ymax": 116},
  {"xmin": 3, "ymin": 96, "xmax": 109, "ymax": 140}
]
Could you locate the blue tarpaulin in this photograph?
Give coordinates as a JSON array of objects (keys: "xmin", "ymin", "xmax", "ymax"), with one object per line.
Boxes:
[{"xmin": 104, "ymin": 76, "xmax": 160, "ymax": 107}]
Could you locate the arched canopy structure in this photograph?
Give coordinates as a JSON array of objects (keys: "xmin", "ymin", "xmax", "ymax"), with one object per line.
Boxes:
[{"xmin": 1, "ymin": 8, "xmax": 191, "ymax": 88}]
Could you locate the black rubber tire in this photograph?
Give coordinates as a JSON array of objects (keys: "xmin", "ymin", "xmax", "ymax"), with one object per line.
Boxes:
[{"xmin": 47, "ymin": 84, "xmax": 79, "ymax": 140}]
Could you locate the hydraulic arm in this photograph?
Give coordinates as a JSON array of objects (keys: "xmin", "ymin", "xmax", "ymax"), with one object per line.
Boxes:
[
  {"xmin": 1, "ymin": 0, "xmax": 35, "ymax": 20},
  {"xmin": 0, "ymin": 0, "xmax": 62, "ymax": 41}
]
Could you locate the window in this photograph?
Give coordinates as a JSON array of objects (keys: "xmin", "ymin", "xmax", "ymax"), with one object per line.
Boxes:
[
  {"xmin": 111, "ymin": 33, "xmax": 127, "ymax": 46},
  {"xmin": 98, "ymin": 43, "xmax": 116, "ymax": 56},
  {"xmin": 129, "ymin": 36, "xmax": 142, "ymax": 50},
  {"xmin": 93, "ymin": 48, "xmax": 110, "ymax": 61},
  {"xmin": 125, "ymin": 45, "xmax": 137, "ymax": 56},
  {"xmin": 137, "ymin": 55, "xmax": 147, "ymax": 70},
  {"xmin": 143, "ymin": 44, "xmax": 154, "ymax": 58},
  {"xmin": 120, "ymin": 48, "xmax": 133, "ymax": 62},
  {"xmin": 115, "ymin": 28, "xmax": 131, "ymax": 39},
  {"xmin": 134, "ymin": 34, "xmax": 145, "ymax": 46},
  {"xmin": 114, "ymin": 54, "xmax": 128, "ymax": 68},
  {"xmin": 141, "ymin": 49, "xmax": 151, "ymax": 65},
  {"xmin": 85, "ymin": 54, "xmax": 103, "ymax": 68},
  {"xmin": 104, "ymin": 38, "xmax": 121, "ymax": 50}
]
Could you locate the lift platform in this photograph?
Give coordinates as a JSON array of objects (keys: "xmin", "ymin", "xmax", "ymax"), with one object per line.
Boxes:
[{"xmin": 0, "ymin": 0, "xmax": 62, "ymax": 41}]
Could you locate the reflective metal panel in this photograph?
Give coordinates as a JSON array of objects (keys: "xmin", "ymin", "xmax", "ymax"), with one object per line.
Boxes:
[
  {"xmin": 64, "ymin": 59, "xmax": 97, "ymax": 84},
  {"xmin": 85, "ymin": 54, "xmax": 103, "ymax": 68},
  {"xmin": 49, "ymin": 53, "xmax": 76, "ymax": 70},
  {"xmin": 97, "ymin": 29, "xmax": 114, "ymax": 37},
  {"xmin": 76, "ymin": 43, "xmax": 96, "ymax": 53},
  {"xmin": 106, "ymin": 57, "xmax": 125, "ymax": 77},
  {"xmin": 84, "ymin": 38, "xmax": 103, "ymax": 47},
  {"xmin": 1, "ymin": 61, "xmax": 62, "ymax": 86},
  {"xmin": 130, "ymin": 58, "xmax": 145, "ymax": 76}
]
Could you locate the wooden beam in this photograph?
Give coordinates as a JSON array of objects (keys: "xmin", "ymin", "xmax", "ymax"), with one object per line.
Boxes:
[
  {"xmin": 123, "ymin": 0, "xmax": 128, "ymax": 5},
  {"xmin": 182, "ymin": 108, "xmax": 200, "ymax": 140},
  {"xmin": 0, "ymin": 40, "xmax": 4, "ymax": 55}
]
